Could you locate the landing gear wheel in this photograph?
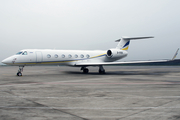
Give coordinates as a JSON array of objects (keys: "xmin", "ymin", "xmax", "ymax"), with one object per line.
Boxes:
[
  {"xmin": 83, "ymin": 68, "xmax": 89, "ymax": 74},
  {"xmin": 17, "ymin": 72, "xmax": 22, "ymax": 76},
  {"xmin": 99, "ymin": 70, "xmax": 105, "ymax": 74},
  {"xmin": 17, "ymin": 66, "xmax": 24, "ymax": 76},
  {"xmin": 99, "ymin": 65, "xmax": 106, "ymax": 74}
]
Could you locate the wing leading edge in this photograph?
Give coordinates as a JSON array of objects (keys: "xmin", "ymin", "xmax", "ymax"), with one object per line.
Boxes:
[{"xmin": 74, "ymin": 60, "xmax": 169, "ymax": 66}]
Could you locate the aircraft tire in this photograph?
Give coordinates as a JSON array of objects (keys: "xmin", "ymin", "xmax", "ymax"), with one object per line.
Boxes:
[
  {"xmin": 83, "ymin": 68, "xmax": 89, "ymax": 74},
  {"xmin": 17, "ymin": 72, "xmax": 22, "ymax": 76},
  {"xmin": 99, "ymin": 70, "xmax": 105, "ymax": 74}
]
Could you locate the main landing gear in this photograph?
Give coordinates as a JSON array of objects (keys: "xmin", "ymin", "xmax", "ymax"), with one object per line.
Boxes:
[
  {"xmin": 81, "ymin": 67, "xmax": 89, "ymax": 74},
  {"xmin": 17, "ymin": 66, "xmax": 24, "ymax": 76},
  {"xmin": 81, "ymin": 65, "xmax": 106, "ymax": 74},
  {"xmin": 99, "ymin": 65, "xmax": 105, "ymax": 74}
]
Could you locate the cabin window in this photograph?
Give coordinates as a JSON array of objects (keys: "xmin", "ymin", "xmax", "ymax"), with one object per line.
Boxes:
[
  {"xmin": 80, "ymin": 54, "xmax": 84, "ymax": 58},
  {"xmin": 86, "ymin": 54, "xmax": 90, "ymax": 58},
  {"xmin": 47, "ymin": 54, "xmax": 51, "ymax": 58},
  {"xmin": 62, "ymin": 54, "xmax": 65, "ymax": 58},
  {"xmin": 68, "ymin": 54, "xmax": 72, "ymax": 58},
  {"xmin": 22, "ymin": 51, "xmax": 28, "ymax": 55},
  {"xmin": 54, "ymin": 54, "xmax": 58, "ymax": 58},
  {"xmin": 75, "ymin": 54, "xmax": 78, "ymax": 58}
]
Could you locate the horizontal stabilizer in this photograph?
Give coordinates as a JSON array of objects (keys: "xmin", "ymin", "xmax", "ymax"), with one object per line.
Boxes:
[
  {"xmin": 115, "ymin": 36, "xmax": 154, "ymax": 42},
  {"xmin": 123, "ymin": 36, "xmax": 154, "ymax": 40}
]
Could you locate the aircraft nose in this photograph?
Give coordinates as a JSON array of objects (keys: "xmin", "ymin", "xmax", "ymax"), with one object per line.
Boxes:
[
  {"xmin": 1, "ymin": 59, "xmax": 5, "ymax": 64},
  {"xmin": 2, "ymin": 59, "xmax": 8, "ymax": 64},
  {"xmin": 1, "ymin": 58, "xmax": 12, "ymax": 64}
]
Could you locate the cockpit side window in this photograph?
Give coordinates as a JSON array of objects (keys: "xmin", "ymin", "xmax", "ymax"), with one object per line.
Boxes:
[
  {"xmin": 22, "ymin": 51, "xmax": 28, "ymax": 55},
  {"xmin": 16, "ymin": 52, "xmax": 23, "ymax": 55}
]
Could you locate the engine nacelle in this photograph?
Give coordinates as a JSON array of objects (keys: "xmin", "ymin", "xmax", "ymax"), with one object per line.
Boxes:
[{"xmin": 106, "ymin": 49, "xmax": 127, "ymax": 60}]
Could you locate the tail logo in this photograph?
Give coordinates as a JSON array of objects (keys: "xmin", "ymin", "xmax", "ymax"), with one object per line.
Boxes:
[{"xmin": 121, "ymin": 41, "xmax": 130, "ymax": 50}]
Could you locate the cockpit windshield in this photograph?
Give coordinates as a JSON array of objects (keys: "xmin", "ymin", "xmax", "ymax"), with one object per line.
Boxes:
[
  {"xmin": 16, "ymin": 52, "xmax": 23, "ymax": 55},
  {"xmin": 22, "ymin": 51, "xmax": 28, "ymax": 55},
  {"xmin": 16, "ymin": 51, "xmax": 28, "ymax": 55}
]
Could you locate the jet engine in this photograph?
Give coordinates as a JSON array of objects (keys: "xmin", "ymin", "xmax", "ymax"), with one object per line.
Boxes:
[{"xmin": 106, "ymin": 49, "xmax": 126, "ymax": 60}]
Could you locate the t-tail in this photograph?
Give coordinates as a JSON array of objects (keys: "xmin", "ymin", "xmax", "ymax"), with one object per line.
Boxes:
[{"xmin": 115, "ymin": 36, "xmax": 154, "ymax": 51}]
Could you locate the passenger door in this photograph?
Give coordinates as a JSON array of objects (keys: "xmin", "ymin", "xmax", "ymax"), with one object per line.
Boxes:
[{"xmin": 36, "ymin": 51, "xmax": 43, "ymax": 63}]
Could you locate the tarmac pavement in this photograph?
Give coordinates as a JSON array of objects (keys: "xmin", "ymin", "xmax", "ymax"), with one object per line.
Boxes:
[{"xmin": 0, "ymin": 66, "xmax": 180, "ymax": 120}]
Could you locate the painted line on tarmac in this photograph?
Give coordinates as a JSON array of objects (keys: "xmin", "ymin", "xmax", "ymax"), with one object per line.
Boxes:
[
  {"xmin": 80, "ymin": 115, "xmax": 170, "ymax": 118},
  {"xmin": 45, "ymin": 82, "xmax": 180, "ymax": 85},
  {"xmin": 1, "ymin": 81, "xmax": 180, "ymax": 87},
  {"xmin": 1, "ymin": 89, "xmax": 180, "ymax": 92},
  {"xmin": 1, "ymin": 96, "xmax": 180, "ymax": 99},
  {"xmin": 0, "ymin": 106, "xmax": 179, "ymax": 109},
  {"xmin": 97, "ymin": 90, "xmax": 180, "ymax": 92}
]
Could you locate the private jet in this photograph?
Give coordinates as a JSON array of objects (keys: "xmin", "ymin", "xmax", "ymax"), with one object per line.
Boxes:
[{"xmin": 2, "ymin": 36, "xmax": 178, "ymax": 76}]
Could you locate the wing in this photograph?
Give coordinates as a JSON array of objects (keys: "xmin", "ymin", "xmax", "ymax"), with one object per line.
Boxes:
[
  {"xmin": 75, "ymin": 48, "xmax": 180, "ymax": 66},
  {"xmin": 74, "ymin": 60, "xmax": 170, "ymax": 66}
]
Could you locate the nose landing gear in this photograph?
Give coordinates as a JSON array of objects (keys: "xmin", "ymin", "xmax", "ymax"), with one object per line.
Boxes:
[{"xmin": 17, "ymin": 66, "xmax": 24, "ymax": 76}]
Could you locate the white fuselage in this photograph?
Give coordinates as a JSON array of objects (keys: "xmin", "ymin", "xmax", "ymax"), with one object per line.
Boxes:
[
  {"xmin": 1, "ymin": 36, "xmax": 155, "ymax": 75},
  {"xmin": 2, "ymin": 49, "xmax": 128, "ymax": 66}
]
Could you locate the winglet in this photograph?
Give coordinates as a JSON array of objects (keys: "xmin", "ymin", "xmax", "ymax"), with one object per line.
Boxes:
[{"xmin": 172, "ymin": 48, "xmax": 179, "ymax": 60}]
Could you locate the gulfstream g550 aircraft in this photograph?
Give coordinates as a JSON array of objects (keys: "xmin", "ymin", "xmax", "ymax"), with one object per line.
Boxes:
[{"xmin": 2, "ymin": 36, "xmax": 173, "ymax": 76}]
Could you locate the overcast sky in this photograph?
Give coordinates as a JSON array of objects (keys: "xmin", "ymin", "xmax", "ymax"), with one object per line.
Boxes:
[{"xmin": 1, "ymin": 0, "xmax": 180, "ymax": 64}]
